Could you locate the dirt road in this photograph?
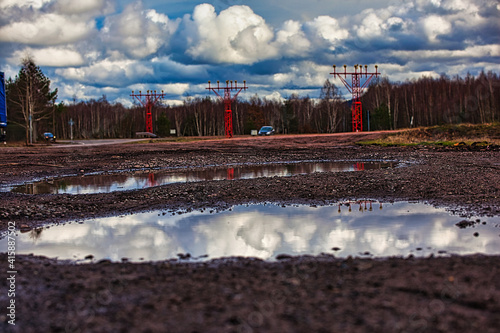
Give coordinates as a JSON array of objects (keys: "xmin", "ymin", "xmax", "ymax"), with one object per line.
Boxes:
[{"xmin": 53, "ymin": 138, "xmax": 147, "ymax": 148}]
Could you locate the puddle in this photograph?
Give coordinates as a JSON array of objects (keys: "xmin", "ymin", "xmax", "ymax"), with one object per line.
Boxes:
[
  {"xmin": 7, "ymin": 160, "xmax": 398, "ymax": 195},
  {"xmin": 3, "ymin": 201, "xmax": 498, "ymax": 262}
]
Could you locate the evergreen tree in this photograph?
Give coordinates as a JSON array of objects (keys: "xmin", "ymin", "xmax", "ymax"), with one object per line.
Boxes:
[
  {"xmin": 156, "ymin": 111, "xmax": 171, "ymax": 137},
  {"xmin": 6, "ymin": 56, "xmax": 57, "ymax": 144}
]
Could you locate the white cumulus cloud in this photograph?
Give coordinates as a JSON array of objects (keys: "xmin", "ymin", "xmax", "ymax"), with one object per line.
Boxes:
[
  {"xmin": 275, "ymin": 20, "xmax": 310, "ymax": 56},
  {"xmin": 9, "ymin": 47, "xmax": 84, "ymax": 66},
  {"xmin": 55, "ymin": 58, "xmax": 154, "ymax": 86},
  {"xmin": 421, "ymin": 15, "xmax": 452, "ymax": 42},
  {"xmin": 357, "ymin": 12, "xmax": 386, "ymax": 39},
  {"xmin": 0, "ymin": 0, "xmax": 51, "ymax": 9},
  {"xmin": 185, "ymin": 4, "xmax": 276, "ymax": 64},
  {"xmin": 305, "ymin": 16, "xmax": 349, "ymax": 46},
  {"xmin": 52, "ymin": 0, "xmax": 113, "ymax": 16},
  {"xmin": 0, "ymin": 12, "xmax": 95, "ymax": 45},
  {"xmin": 101, "ymin": 2, "xmax": 179, "ymax": 59}
]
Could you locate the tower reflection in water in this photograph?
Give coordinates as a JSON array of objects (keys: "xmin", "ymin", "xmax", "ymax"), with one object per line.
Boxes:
[
  {"xmin": 338, "ymin": 200, "xmax": 383, "ymax": 213},
  {"xmin": 8, "ymin": 160, "xmax": 398, "ymax": 195}
]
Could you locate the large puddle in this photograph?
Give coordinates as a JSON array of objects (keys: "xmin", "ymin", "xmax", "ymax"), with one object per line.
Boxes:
[
  {"xmin": 3, "ymin": 201, "xmax": 498, "ymax": 262},
  {"xmin": 7, "ymin": 160, "xmax": 398, "ymax": 194}
]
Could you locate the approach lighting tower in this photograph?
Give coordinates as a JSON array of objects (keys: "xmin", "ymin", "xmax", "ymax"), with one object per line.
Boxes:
[
  {"xmin": 207, "ymin": 80, "xmax": 248, "ymax": 138},
  {"xmin": 331, "ymin": 65, "xmax": 379, "ymax": 132},
  {"xmin": 130, "ymin": 90, "xmax": 166, "ymax": 134}
]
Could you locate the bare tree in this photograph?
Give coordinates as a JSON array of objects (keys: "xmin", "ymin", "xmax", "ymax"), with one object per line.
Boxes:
[{"xmin": 319, "ymin": 79, "xmax": 342, "ymax": 133}]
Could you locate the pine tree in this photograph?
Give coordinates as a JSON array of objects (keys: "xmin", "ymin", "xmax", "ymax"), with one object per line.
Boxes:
[{"xmin": 6, "ymin": 56, "xmax": 58, "ymax": 144}]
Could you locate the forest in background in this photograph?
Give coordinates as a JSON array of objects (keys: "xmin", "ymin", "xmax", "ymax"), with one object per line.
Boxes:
[{"xmin": 4, "ymin": 58, "xmax": 500, "ymax": 142}]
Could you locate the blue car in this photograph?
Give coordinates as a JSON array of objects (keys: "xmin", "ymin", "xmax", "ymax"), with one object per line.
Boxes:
[
  {"xmin": 43, "ymin": 132, "xmax": 56, "ymax": 142},
  {"xmin": 258, "ymin": 126, "xmax": 275, "ymax": 136}
]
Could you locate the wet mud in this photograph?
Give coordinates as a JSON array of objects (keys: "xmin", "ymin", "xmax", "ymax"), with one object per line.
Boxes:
[{"xmin": 0, "ymin": 133, "xmax": 499, "ymax": 332}]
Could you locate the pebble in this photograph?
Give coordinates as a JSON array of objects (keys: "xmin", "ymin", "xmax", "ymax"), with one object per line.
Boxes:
[
  {"xmin": 455, "ymin": 220, "xmax": 478, "ymax": 229},
  {"xmin": 276, "ymin": 254, "xmax": 293, "ymax": 260},
  {"xmin": 177, "ymin": 253, "xmax": 191, "ymax": 260},
  {"xmin": 20, "ymin": 224, "xmax": 31, "ymax": 232}
]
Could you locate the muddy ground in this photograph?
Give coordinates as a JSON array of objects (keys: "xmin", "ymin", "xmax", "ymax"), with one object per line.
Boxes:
[{"xmin": 0, "ymin": 132, "xmax": 499, "ymax": 332}]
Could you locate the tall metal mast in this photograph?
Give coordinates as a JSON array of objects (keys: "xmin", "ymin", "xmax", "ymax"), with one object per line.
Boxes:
[
  {"xmin": 206, "ymin": 80, "xmax": 247, "ymax": 138},
  {"xmin": 331, "ymin": 65, "xmax": 380, "ymax": 132},
  {"xmin": 130, "ymin": 90, "xmax": 165, "ymax": 135}
]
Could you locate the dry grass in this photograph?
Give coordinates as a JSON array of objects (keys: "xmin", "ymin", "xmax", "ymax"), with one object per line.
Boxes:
[{"xmin": 358, "ymin": 123, "xmax": 500, "ymax": 146}]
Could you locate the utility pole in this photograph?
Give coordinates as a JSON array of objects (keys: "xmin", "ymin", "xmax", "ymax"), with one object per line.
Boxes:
[
  {"xmin": 69, "ymin": 118, "xmax": 74, "ymax": 141},
  {"xmin": 367, "ymin": 110, "xmax": 370, "ymax": 132},
  {"xmin": 130, "ymin": 90, "xmax": 165, "ymax": 135},
  {"xmin": 331, "ymin": 65, "xmax": 380, "ymax": 132},
  {"xmin": 206, "ymin": 80, "xmax": 247, "ymax": 138}
]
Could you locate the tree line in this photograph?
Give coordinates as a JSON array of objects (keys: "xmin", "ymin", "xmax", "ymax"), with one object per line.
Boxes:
[
  {"xmin": 363, "ymin": 72, "xmax": 500, "ymax": 131},
  {"xmin": 4, "ymin": 57, "xmax": 500, "ymax": 143}
]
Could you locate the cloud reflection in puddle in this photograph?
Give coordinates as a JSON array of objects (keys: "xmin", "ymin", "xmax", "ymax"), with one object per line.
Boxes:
[{"xmin": 4, "ymin": 201, "xmax": 499, "ymax": 262}]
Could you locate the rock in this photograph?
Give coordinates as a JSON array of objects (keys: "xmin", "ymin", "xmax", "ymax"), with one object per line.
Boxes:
[
  {"xmin": 356, "ymin": 262, "xmax": 373, "ymax": 271},
  {"xmin": 97, "ymin": 259, "xmax": 112, "ymax": 264},
  {"xmin": 286, "ymin": 278, "xmax": 301, "ymax": 286},
  {"xmin": 276, "ymin": 254, "xmax": 293, "ymax": 260},
  {"xmin": 177, "ymin": 253, "xmax": 191, "ymax": 260},
  {"xmin": 20, "ymin": 224, "xmax": 31, "ymax": 232},
  {"xmin": 455, "ymin": 220, "xmax": 477, "ymax": 229}
]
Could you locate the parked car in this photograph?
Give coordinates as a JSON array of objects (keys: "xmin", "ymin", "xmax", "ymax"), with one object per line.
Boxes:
[
  {"xmin": 258, "ymin": 126, "xmax": 275, "ymax": 136},
  {"xmin": 43, "ymin": 132, "xmax": 56, "ymax": 142}
]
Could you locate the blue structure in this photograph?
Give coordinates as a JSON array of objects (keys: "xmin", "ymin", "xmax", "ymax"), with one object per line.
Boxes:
[{"xmin": 0, "ymin": 71, "xmax": 6, "ymax": 142}]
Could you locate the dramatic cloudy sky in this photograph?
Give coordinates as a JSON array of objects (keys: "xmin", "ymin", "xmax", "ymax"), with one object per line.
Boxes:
[{"xmin": 1, "ymin": 0, "xmax": 499, "ymax": 106}]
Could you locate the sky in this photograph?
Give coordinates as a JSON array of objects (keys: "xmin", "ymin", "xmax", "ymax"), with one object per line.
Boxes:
[{"xmin": 0, "ymin": 0, "xmax": 499, "ymax": 106}]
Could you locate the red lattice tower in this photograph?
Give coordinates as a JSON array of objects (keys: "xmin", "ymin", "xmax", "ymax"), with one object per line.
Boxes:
[
  {"xmin": 207, "ymin": 80, "xmax": 247, "ymax": 138},
  {"xmin": 331, "ymin": 65, "xmax": 379, "ymax": 132},
  {"xmin": 130, "ymin": 90, "xmax": 166, "ymax": 134}
]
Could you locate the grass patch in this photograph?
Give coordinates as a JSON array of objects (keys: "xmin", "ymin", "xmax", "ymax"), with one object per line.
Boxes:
[
  {"xmin": 355, "ymin": 139, "xmax": 418, "ymax": 147},
  {"xmin": 356, "ymin": 123, "xmax": 500, "ymax": 146}
]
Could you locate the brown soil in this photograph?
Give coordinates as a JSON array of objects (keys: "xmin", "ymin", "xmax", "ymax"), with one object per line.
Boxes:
[{"xmin": 1, "ymin": 132, "xmax": 499, "ymax": 332}]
